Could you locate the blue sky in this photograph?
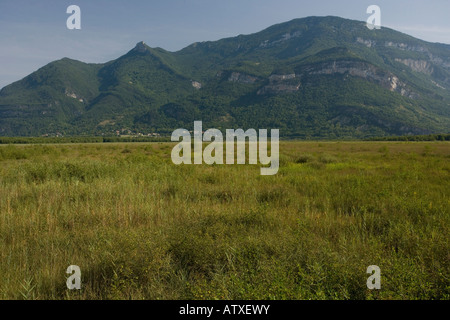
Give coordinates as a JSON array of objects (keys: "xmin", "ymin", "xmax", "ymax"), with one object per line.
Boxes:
[{"xmin": 1, "ymin": 0, "xmax": 450, "ymax": 89}]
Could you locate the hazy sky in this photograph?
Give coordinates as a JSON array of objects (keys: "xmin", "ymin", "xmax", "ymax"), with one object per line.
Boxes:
[{"xmin": 1, "ymin": 0, "xmax": 450, "ymax": 89}]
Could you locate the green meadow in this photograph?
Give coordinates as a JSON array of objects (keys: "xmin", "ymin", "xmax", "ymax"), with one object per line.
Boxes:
[{"xmin": 0, "ymin": 141, "xmax": 448, "ymax": 299}]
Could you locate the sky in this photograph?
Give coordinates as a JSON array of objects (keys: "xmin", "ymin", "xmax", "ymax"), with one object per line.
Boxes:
[{"xmin": 1, "ymin": 0, "xmax": 450, "ymax": 89}]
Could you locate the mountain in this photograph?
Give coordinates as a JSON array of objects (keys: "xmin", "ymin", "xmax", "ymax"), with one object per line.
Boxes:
[{"xmin": 1, "ymin": 16, "xmax": 450, "ymax": 138}]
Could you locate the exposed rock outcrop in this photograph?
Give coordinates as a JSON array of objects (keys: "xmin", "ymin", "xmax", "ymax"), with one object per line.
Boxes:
[
  {"xmin": 258, "ymin": 73, "xmax": 300, "ymax": 95},
  {"xmin": 191, "ymin": 81, "xmax": 202, "ymax": 89},
  {"xmin": 298, "ymin": 60, "xmax": 417, "ymax": 99},
  {"xmin": 259, "ymin": 31, "xmax": 303, "ymax": 48},
  {"xmin": 269, "ymin": 74, "xmax": 296, "ymax": 81},
  {"xmin": 257, "ymin": 83, "xmax": 301, "ymax": 95},
  {"xmin": 134, "ymin": 41, "xmax": 148, "ymax": 53},
  {"xmin": 395, "ymin": 59, "xmax": 433, "ymax": 75},
  {"xmin": 356, "ymin": 37, "xmax": 377, "ymax": 48},
  {"xmin": 228, "ymin": 72, "xmax": 259, "ymax": 84},
  {"xmin": 65, "ymin": 89, "xmax": 84, "ymax": 102},
  {"xmin": 356, "ymin": 38, "xmax": 450, "ymax": 71},
  {"xmin": 384, "ymin": 41, "xmax": 428, "ymax": 53}
]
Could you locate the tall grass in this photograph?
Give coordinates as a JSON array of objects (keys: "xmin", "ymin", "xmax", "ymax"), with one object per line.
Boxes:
[{"xmin": 0, "ymin": 142, "xmax": 448, "ymax": 299}]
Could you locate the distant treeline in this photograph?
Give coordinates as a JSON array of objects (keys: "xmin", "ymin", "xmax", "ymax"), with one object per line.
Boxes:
[
  {"xmin": 1, "ymin": 134, "xmax": 449, "ymax": 144},
  {"xmin": 366, "ymin": 134, "xmax": 450, "ymax": 141},
  {"xmin": 0, "ymin": 136, "xmax": 171, "ymax": 144}
]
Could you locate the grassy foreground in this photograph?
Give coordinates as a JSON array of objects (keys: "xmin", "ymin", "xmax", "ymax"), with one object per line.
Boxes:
[{"xmin": 0, "ymin": 141, "xmax": 448, "ymax": 300}]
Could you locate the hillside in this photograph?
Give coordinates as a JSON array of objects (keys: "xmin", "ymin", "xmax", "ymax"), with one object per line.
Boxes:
[{"xmin": 1, "ymin": 16, "xmax": 449, "ymax": 138}]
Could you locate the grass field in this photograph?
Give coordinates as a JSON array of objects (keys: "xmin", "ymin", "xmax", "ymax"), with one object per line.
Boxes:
[{"xmin": 0, "ymin": 141, "xmax": 448, "ymax": 300}]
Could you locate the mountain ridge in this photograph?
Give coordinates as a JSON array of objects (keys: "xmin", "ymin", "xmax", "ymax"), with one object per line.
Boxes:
[{"xmin": 1, "ymin": 16, "xmax": 449, "ymax": 138}]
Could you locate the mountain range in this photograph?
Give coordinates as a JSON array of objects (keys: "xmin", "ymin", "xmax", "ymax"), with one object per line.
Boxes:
[{"xmin": 1, "ymin": 16, "xmax": 449, "ymax": 138}]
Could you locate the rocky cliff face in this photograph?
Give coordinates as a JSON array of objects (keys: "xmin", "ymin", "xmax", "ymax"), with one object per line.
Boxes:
[
  {"xmin": 356, "ymin": 37, "xmax": 450, "ymax": 71},
  {"xmin": 395, "ymin": 59, "xmax": 433, "ymax": 75},
  {"xmin": 228, "ymin": 72, "xmax": 259, "ymax": 84},
  {"xmin": 258, "ymin": 73, "xmax": 300, "ymax": 94},
  {"xmin": 227, "ymin": 60, "xmax": 419, "ymax": 98},
  {"xmin": 297, "ymin": 60, "xmax": 417, "ymax": 98},
  {"xmin": 356, "ymin": 38, "xmax": 429, "ymax": 53},
  {"xmin": 259, "ymin": 31, "xmax": 303, "ymax": 48}
]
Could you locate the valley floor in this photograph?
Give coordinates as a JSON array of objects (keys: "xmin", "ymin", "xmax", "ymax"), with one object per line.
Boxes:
[{"xmin": 0, "ymin": 141, "xmax": 448, "ymax": 299}]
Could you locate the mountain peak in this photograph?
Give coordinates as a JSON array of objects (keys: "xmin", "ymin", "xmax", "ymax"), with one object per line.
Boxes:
[{"xmin": 134, "ymin": 41, "xmax": 148, "ymax": 53}]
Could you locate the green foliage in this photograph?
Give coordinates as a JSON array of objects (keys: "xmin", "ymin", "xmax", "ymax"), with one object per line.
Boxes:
[
  {"xmin": 367, "ymin": 133, "xmax": 450, "ymax": 141},
  {"xmin": 0, "ymin": 16, "xmax": 449, "ymax": 137},
  {"xmin": 0, "ymin": 141, "xmax": 448, "ymax": 299},
  {"xmin": 0, "ymin": 136, "xmax": 170, "ymax": 144}
]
